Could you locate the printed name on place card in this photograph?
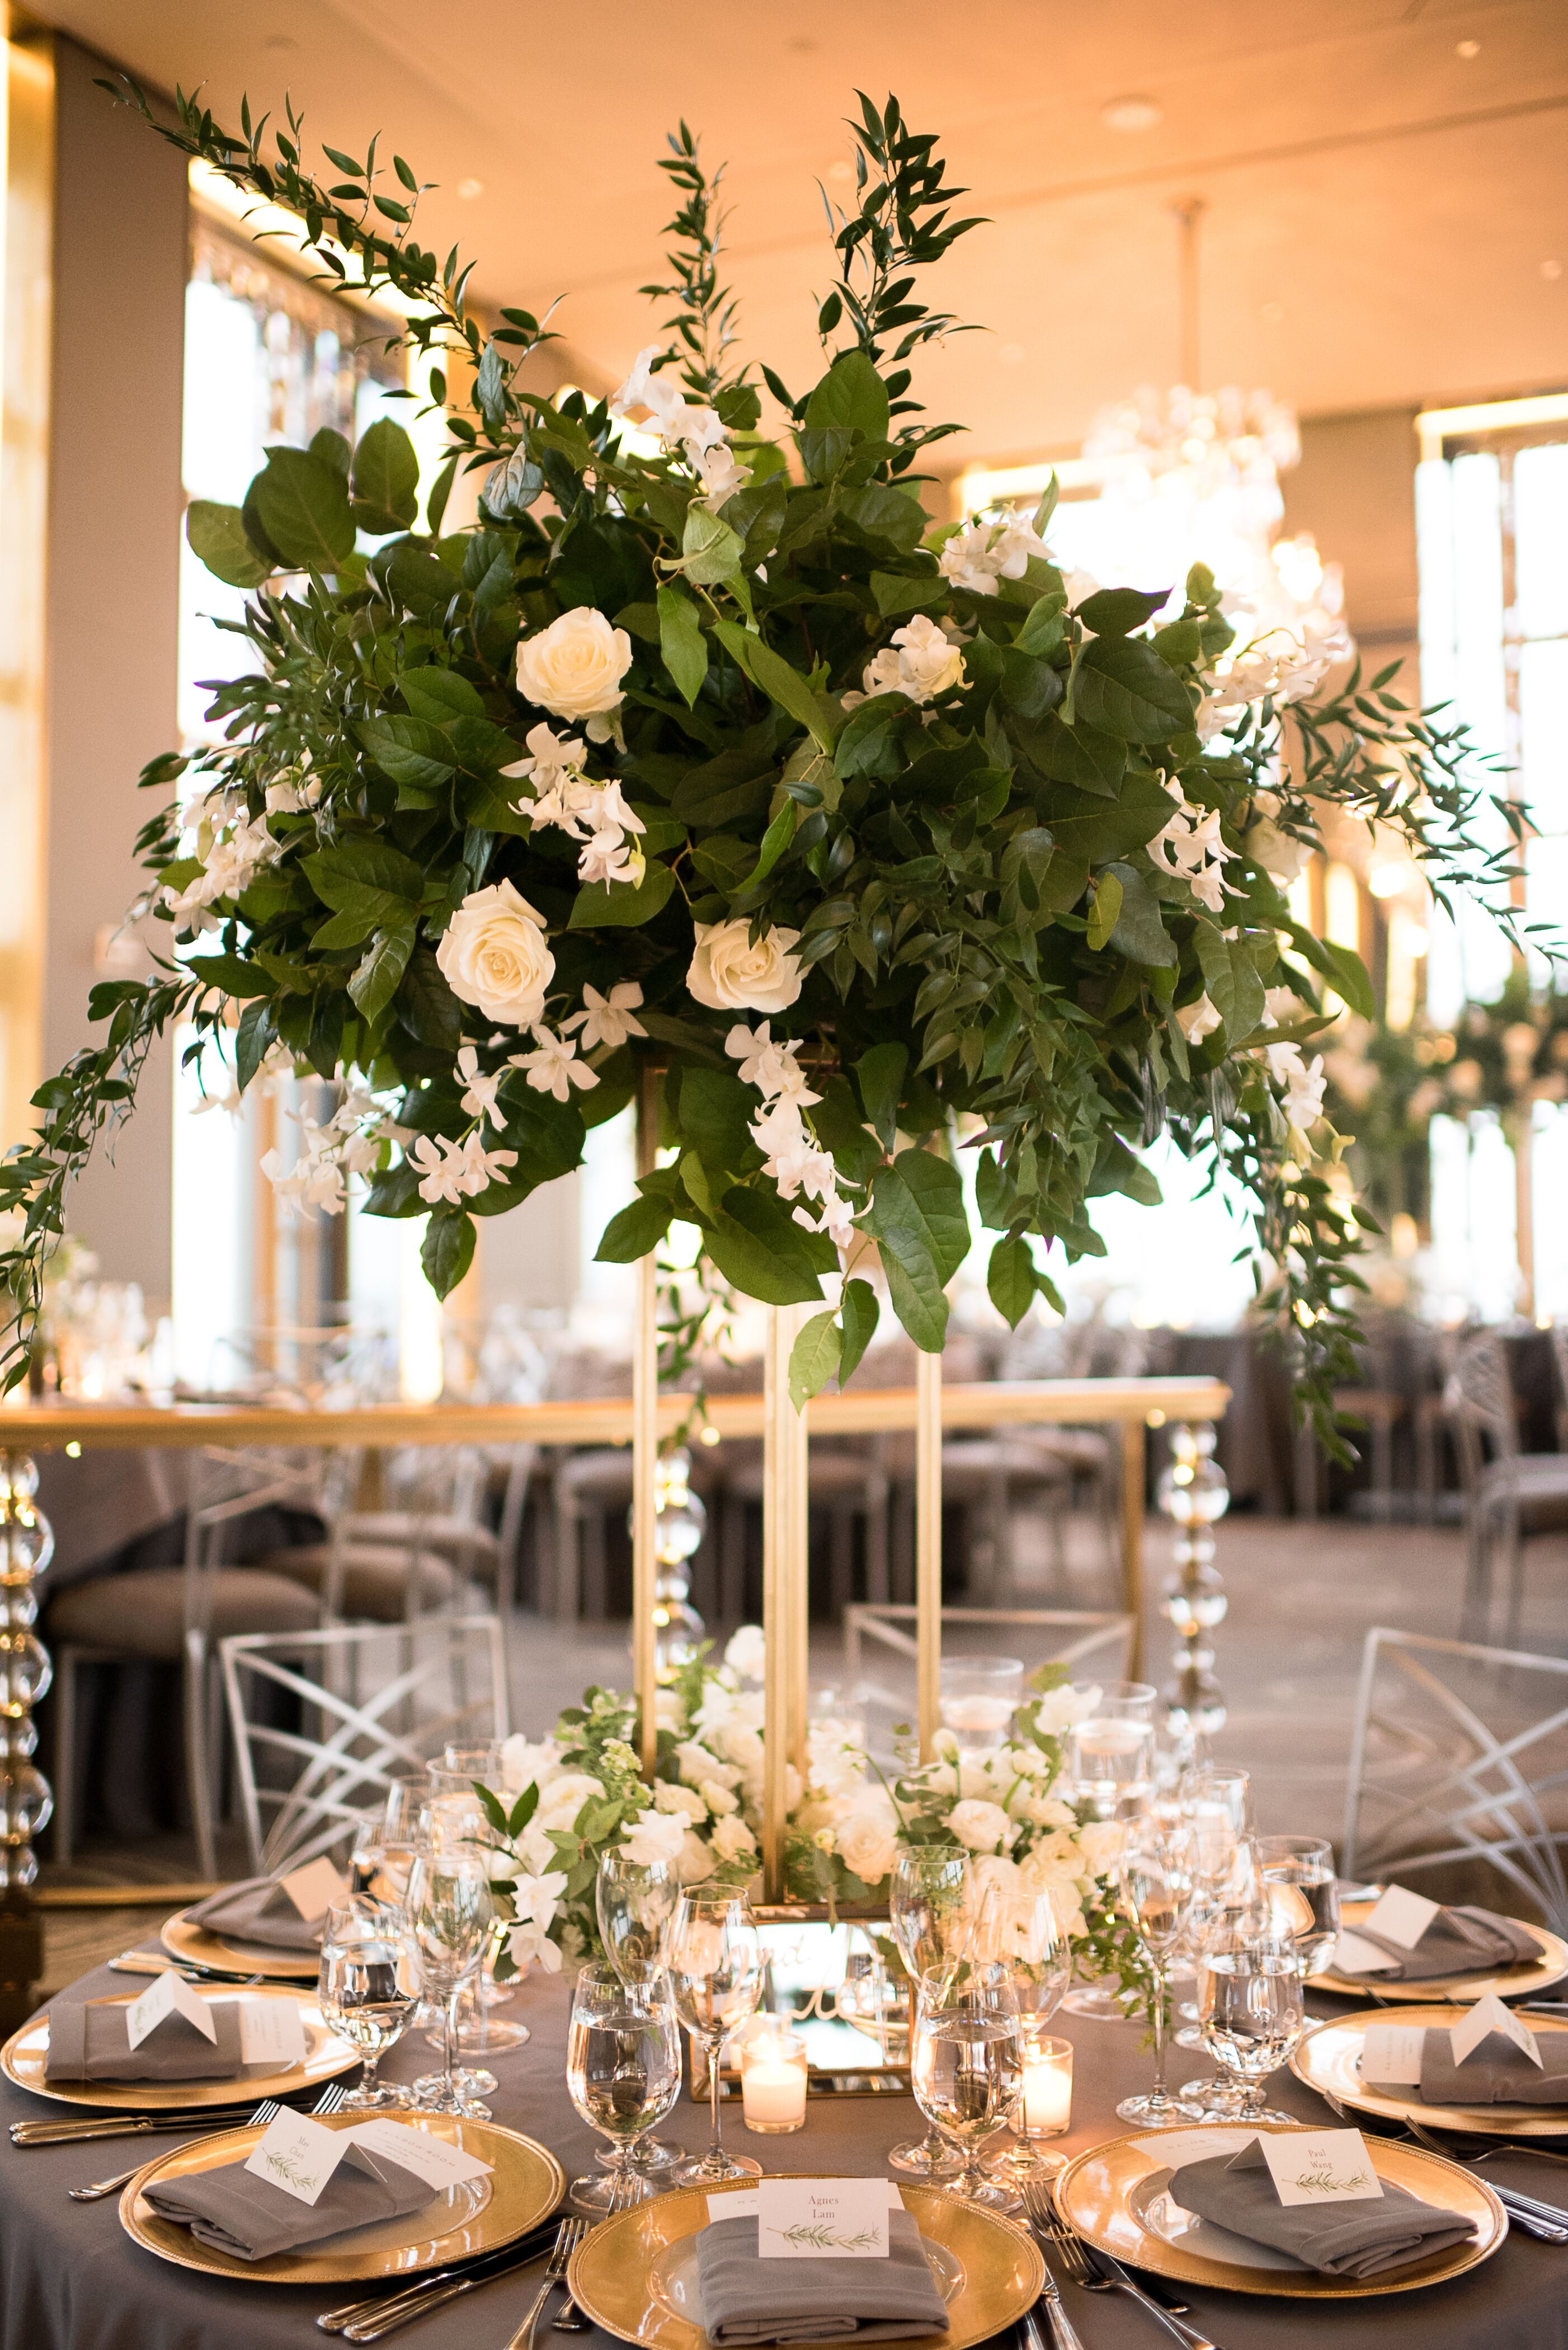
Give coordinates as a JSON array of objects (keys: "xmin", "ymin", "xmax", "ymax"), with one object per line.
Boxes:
[
  {"xmin": 1332, "ymin": 1929, "xmax": 1400, "ymax": 1975},
  {"xmin": 242, "ymin": 2110, "xmax": 352, "ymax": 2207},
  {"xmin": 277, "ymin": 1855, "xmax": 350, "ymax": 1922},
  {"xmin": 1360, "ymin": 1885, "xmax": 1441, "ymax": 1950},
  {"xmin": 1360, "ymin": 2022, "xmax": 1426, "ymax": 2084},
  {"xmin": 1451, "ymin": 1992, "xmax": 1541, "ymax": 2068},
  {"xmin": 756, "ymin": 2179, "xmax": 892, "ymax": 2258},
  {"xmin": 709, "ymin": 2183, "xmax": 903, "ymax": 2226},
  {"xmin": 345, "ymin": 2118, "xmax": 495, "ymax": 2189},
  {"xmin": 124, "ymin": 1968, "xmax": 217, "ymax": 2051},
  {"xmin": 237, "ymin": 1996, "xmax": 308, "ymax": 2069},
  {"xmin": 1260, "ymin": 2130, "xmax": 1386, "ymax": 2207}
]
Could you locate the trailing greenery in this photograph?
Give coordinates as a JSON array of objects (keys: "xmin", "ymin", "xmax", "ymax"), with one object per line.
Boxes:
[{"xmin": 0, "ymin": 82, "xmax": 1534, "ymax": 1452}]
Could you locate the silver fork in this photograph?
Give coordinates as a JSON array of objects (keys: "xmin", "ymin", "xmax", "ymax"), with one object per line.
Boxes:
[
  {"xmin": 507, "ymin": 2219, "xmax": 587, "ymax": 2350},
  {"xmin": 553, "ymin": 2172, "xmax": 636, "ymax": 2329},
  {"xmin": 1021, "ymin": 2177, "xmax": 1221, "ymax": 2350},
  {"xmin": 67, "ymin": 2079, "xmax": 349, "ymax": 2202}
]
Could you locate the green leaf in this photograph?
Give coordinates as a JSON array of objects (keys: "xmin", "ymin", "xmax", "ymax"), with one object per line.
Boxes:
[
  {"xmin": 854, "ymin": 1042, "xmax": 907, "ymax": 1154},
  {"xmin": 987, "ymin": 1233, "xmax": 1038, "ymax": 1328},
  {"xmin": 837, "ymin": 485, "xmax": 927, "ymax": 551},
  {"xmin": 422, "ymin": 1208, "xmax": 475, "ymax": 1299},
  {"xmin": 304, "ymin": 841, "xmax": 425, "ymax": 912},
  {"xmin": 185, "ymin": 500, "xmax": 274, "ymax": 589},
  {"xmin": 743, "ymin": 797, "xmax": 797, "ymax": 890},
  {"xmin": 567, "ymin": 861, "xmax": 676, "ymax": 928},
  {"xmin": 678, "ymin": 505, "xmax": 743, "ymax": 586},
  {"xmin": 712, "ymin": 620, "xmax": 842, "ymax": 753},
  {"xmin": 837, "ymin": 1277, "xmax": 880, "ymax": 1384},
  {"xmin": 803, "ymin": 351, "xmax": 891, "ymax": 442},
  {"xmin": 595, "ymin": 1193, "xmax": 674, "ymax": 1262},
  {"xmin": 1071, "ymin": 636, "xmax": 1193, "ymax": 744},
  {"xmin": 309, "ymin": 427, "xmax": 351, "ymax": 477},
  {"xmin": 788, "ymin": 1310, "xmax": 842, "ymax": 1409},
  {"xmin": 1104, "ymin": 861, "xmax": 1177, "ymax": 967},
  {"xmin": 247, "ymin": 445, "xmax": 356, "ymax": 570},
  {"xmin": 870, "ymin": 568, "xmax": 945, "ymax": 617},
  {"xmin": 1086, "ymin": 871, "xmax": 1123, "ymax": 950},
  {"xmin": 657, "ymin": 586, "xmax": 709, "ymax": 707},
  {"xmin": 186, "ymin": 953, "xmax": 275, "ymax": 999},
  {"xmin": 1018, "ymin": 714, "xmax": 1127, "ymax": 798},
  {"xmin": 355, "ymin": 714, "xmax": 456, "ymax": 793},
  {"xmin": 397, "ymin": 948, "xmax": 463, "ymax": 1052},
  {"xmin": 235, "ymin": 999, "xmax": 277, "ymax": 1091},
  {"xmin": 676, "ymin": 1067, "xmax": 756, "ymax": 1170},
  {"xmin": 348, "ymin": 925, "xmax": 415, "ymax": 1023},
  {"xmin": 860, "ymin": 1148, "xmax": 969, "ymax": 1353},
  {"xmin": 704, "ymin": 1196, "xmax": 825, "ymax": 1305},
  {"xmin": 1037, "ymin": 772, "xmax": 1178, "ymax": 866},
  {"xmin": 401, "ymin": 667, "xmax": 486, "ymax": 723},
  {"xmin": 1195, "ymin": 924, "xmax": 1266, "ymax": 1036},
  {"xmin": 1284, "ymin": 920, "xmax": 1376, "ymax": 1020},
  {"xmin": 1015, "ymin": 593, "xmax": 1068, "ymax": 657},
  {"xmin": 350, "ymin": 417, "xmax": 420, "ymax": 532},
  {"xmin": 1075, "ymin": 586, "xmax": 1170, "ymax": 636}
]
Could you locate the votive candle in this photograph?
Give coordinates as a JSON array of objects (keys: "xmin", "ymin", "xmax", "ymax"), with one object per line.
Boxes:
[
  {"xmin": 1021, "ymin": 2034, "xmax": 1073, "ymax": 2136},
  {"xmin": 741, "ymin": 2023, "xmax": 808, "ymax": 2133}
]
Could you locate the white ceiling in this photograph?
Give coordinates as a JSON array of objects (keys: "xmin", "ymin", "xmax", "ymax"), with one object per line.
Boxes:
[{"xmin": 34, "ymin": 0, "xmax": 1568, "ymax": 465}]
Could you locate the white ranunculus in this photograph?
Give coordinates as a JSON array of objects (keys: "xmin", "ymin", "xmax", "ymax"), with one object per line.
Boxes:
[
  {"xmin": 507, "ymin": 1919, "xmax": 564, "ymax": 1975},
  {"xmin": 436, "ymin": 880, "xmax": 554, "ymax": 1028},
  {"xmin": 687, "ymin": 920, "xmax": 804, "ymax": 1016},
  {"xmin": 699, "ymin": 1778, "xmax": 740, "ymax": 1817},
  {"xmin": 620, "ymin": 1806, "xmax": 689, "ymax": 1868},
  {"xmin": 1076, "ymin": 1819, "xmax": 1127, "ymax": 1878},
  {"xmin": 499, "ymin": 1733, "xmax": 560, "ymax": 1795},
  {"xmin": 717, "ymin": 1718, "xmax": 764, "ymax": 1772},
  {"xmin": 675, "ymin": 1740, "xmax": 739, "ymax": 1791},
  {"xmin": 516, "ymin": 607, "xmax": 633, "ymax": 722},
  {"xmin": 653, "ymin": 1780, "xmax": 708, "ymax": 1822},
  {"xmin": 534, "ymin": 1770, "xmax": 603, "ymax": 1831},
  {"xmin": 675, "ymin": 1829, "xmax": 717, "ymax": 1884},
  {"xmin": 712, "ymin": 1813, "xmax": 758, "ymax": 1863},
  {"xmin": 835, "ymin": 1806, "xmax": 899, "ymax": 1887},
  {"xmin": 949, "ymin": 1798, "xmax": 1014, "ymax": 1854},
  {"xmin": 724, "ymin": 1624, "xmax": 767, "ymax": 1682}
]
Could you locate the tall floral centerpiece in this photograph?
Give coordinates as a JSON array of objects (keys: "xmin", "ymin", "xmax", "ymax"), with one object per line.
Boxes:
[{"xmin": 0, "ymin": 88, "xmax": 1523, "ymax": 1443}]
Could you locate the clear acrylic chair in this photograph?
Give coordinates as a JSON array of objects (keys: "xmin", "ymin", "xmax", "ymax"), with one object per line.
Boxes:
[{"xmin": 1445, "ymin": 1333, "xmax": 1568, "ymax": 1639}]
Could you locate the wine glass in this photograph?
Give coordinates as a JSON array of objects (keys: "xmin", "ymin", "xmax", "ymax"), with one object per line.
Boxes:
[
  {"xmin": 974, "ymin": 1881, "xmax": 1071, "ymax": 2184},
  {"xmin": 910, "ymin": 1962, "xmax": 1023, "ymax": 2212},
  {"xmin": 1258, "ymin": 1835, "xmax": 1339, "ymax": 1979},
  {"xmin": 404, "ymin": 1840, "xmax": 494, "ymax": 2118},
  {"xmin": 420, "ymin": 1783, "xmax": 529, "ymax": 2068},
  {"xmin": 1114, "ymin": 1816, "xmax": 1204, "ymax": 2126},
  {"xmin": 318, "ymin": 1897, "xmax": 417, "ymax": 2112},
  {"xmin": 664, "ymin": 1890, "xmax": 764, "ymax": 2185},
  {"xmin": 1173, "ymin": 1774, "xmax": 1247, "ymax": 2051},
  {"xmin": 1194, "ymin": 1912, "xmax": 1307, "ymax": 2125},
  {"xmin": 887, "ymin": 1849, "xmax": 973, "ymax": 2177},
  {"xmin": 595, "ymin": 1851, "xmax": 680, "ymax": 2175},
  {"xmin": 566, "ymin": 1963, "xmax": 682, "ymax": 2213}
]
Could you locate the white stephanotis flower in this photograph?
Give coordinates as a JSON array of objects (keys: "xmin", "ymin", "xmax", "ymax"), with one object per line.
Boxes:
[
  {"xmin": 456, "ymin": 1044, "xmax": 506, "ymax": 1125},
  {"xmin": 861, "ymin": 613, "xmax": 966, "ymax": 706},
  {"xmin": 408, "ymin": 1134, "xmax": 470, "ymax": 1207},
  {"xmin": 938, "ymin": 516, "xmax": 1052, "ymax": 596},
  {"xmin": 510, "ymin": 1028, "xmax": 600, "ymax": 1104},
  {"xmin": 1151, "ymin": 795, "xmax": 1239, "ymax": 916},
  {"xmin": 695, "ymin": 441, "xmax": 752, "ymax": 509},
  {"xmin": 1175, "ymin": 995, "xmax": 1223, "ymax": 1045},
  {"xmin": 566, "ymin": 982, "xmax": 647, "ymax": 1053}
]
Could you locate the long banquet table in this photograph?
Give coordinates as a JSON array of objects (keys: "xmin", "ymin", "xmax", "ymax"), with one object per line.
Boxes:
[{"xmin": 3, "ymin": 1949, "xmax": 1565, "ymax": 2350}]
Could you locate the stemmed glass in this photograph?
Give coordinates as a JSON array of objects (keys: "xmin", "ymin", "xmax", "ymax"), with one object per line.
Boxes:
[
  {"xmin": 318, "ymin": 1897, "xmax": 417, "ymax": 2112},
  {"xmin": 1173, "ymin": 1768, "xmax": 1250, "ymax": 2050},
  {"xmin": 910, "ymin": 1962, "xmax": 1023, "ymax": 2212},
  {"xmin": 404, "ymin": 1839, "xmax": 495, "ymax": 2118},
  {"xmin": 665, "ymin": 1890, "xmax": 764, "ymax": 2184},
  {"xmin": 974, "ymin": 1882, "xmax": 1071, "ymax": 2184},
  {"xmin": 565, "ymin": 1963, "xmax": 682, "ymax": 2213},
  {"xmin": 1114, "ymin": 1816, "xmax": 1204, "ymax": 2126},
  {"xmin": 1194, "ymin": 1909, "xmax": 1307, "ymax": 2124},
  {"xmin": 1258, "ymin": 1835, "xmax": 1339, "ymax": 1980},
  {"xmin": 596, "ymin": 1850, "xmax": 680, "ymax": 2176},
  {"xmin": 1061, "ymin": 1682, "xmax": 1156, "ymax": 2022},
  {"xmin": 887, "ymin": 1849, "xmax": 972, "ymax": 2177}
]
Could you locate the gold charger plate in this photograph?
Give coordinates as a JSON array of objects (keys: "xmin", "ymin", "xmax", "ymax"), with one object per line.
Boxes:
[
  {"xmin": 566, "ymin": 2174, "xmax": 1044, "ymax": 2350},
  {"xmin": 1310, "ymin": 1900, "xmax": 1568, "ymax": 2002},
  {"xmin": 2, "ymin": 1981, "xmax": 357, "ymax": 2110},
  {"xmin": 1056, "ymin": 2123, "xmax": 1505, "ymax": 2300},
  {"xmin": 162, "ymin": 1907, "xmax": 320, "ymax": 1982},
  {"xmin": 1293, "ymin": 2001, "xmax": 1568, "ymax": 2137},
  {"xmin": 119, "ymin": 2112, "xmax": 564, "ymax": 2285}
]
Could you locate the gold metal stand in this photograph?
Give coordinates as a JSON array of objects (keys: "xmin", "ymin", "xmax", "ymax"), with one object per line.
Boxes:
[
  {"xmin": 633, "ymin": 1073, "xmax": 659, "ymax": 1777},
  {"xmin": 762, "ymin": 1301, "xmax": 810, "ymax": 1899},
  {"xmin": 915, "ymin": 1346, "xmax": 942, "ymax": 1759}
]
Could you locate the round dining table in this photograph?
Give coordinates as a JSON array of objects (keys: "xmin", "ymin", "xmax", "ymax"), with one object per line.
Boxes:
[{"xmin": 3, "ymin": 1949, "xmax": 1565, "ymax": 2350}]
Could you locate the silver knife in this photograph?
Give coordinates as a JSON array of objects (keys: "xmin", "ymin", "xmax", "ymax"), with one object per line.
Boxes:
[{"xmin": 1028, "ymin": 2265, "xmax": 1087, "ymax": 2350}]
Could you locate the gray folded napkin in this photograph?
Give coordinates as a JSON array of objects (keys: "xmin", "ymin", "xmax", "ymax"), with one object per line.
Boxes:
[
  {"xmin": 1340, "ymin": 1905, "xmax": 1541, "ymax": 1981},
  {"xmin": 1407, "ymin": 2027, "xmax": 1568, "ymax": 2107},
  {"xmin": 1167, "ymin": 2138, "xmax": 1473, "ymax": 2280},
  {"xmin": 695, "ymin": 2211, "xmax": 950, "ymax": 2346},
  {"xmin": 186, "ymin": 1876, "xmax": 325, "ymax": 1954},
  {"xmin": 143, "ymin": 2142, "xmax": 437, "ymax": 2262},
  {"xmin": 46, "ymin": 1998, "xmax": 244, "ymax": 2083}
]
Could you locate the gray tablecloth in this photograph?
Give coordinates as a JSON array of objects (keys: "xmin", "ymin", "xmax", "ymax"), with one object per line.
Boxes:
[{"xmin": 2, "ymin": 1956, "xmax": 1565, "ymax": 2349}]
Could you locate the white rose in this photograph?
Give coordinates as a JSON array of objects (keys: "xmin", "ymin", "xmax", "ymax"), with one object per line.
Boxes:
[
  {"xmin": 620, "ymin": 1806, "xmax": 689, "ymax": 1868},
  {"xmin": 699, "ymin": 1779, "xmax": 740, "ymax": 1816},
  {"xmin": 653, "ymin": 1781, "xmax": 708, "ymax": 1822},
  {"xmin": 717, "ymin": 1718, "xmax": 764, "ymax": 1772},
  {"xmin": 687, "ymin": 919, "xmax": 804, "ymax": 1015},
  {"xmin": 516, "ymin": 607, "xmax": 633, "ymax": 722},
  {"xmin": 723, "ymin": 1624, "xmax": 767, "ymax": 1682},
  {"xmin": 949, "ymin": 1798, "xmax": 1014, "ymax": 1854},
  {"xmin": 676, "ymin": 1741, "xmax": 739, "ymax": 1791},
  {"xmin": 499, "ymin": 1733, "xmax": 560, "ymax": 1794},
  {"xmin": 712, "ymin": 1813, "xmax": 758, "ymax": 1863},
  {"xmin": 675, "ymin": 1829, "xmax": 717, "ymax": 1884},
  {"xmin": 535, "ymin": 1770, "xmax": 603, "ymax": 1831},
  {"xmin": 1076, "ymin": 1819, "xmax": 1127, "ymax": 1878},
  {"xmin": 436, "ymin": 880, "xmax": 554, "ymax": 1028},
  {"xmin": 835, "ymin": 1807, "xmax": 899, "ymax": 1887}
]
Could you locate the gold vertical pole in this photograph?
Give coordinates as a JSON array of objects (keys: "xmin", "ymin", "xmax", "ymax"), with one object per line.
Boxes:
[
  {"xmin": 762, "ymin": 1305, "xmax": 789, "ymax": 1900},
  {"xmin": 633, "ymin": 1071, "xmax": 659, "ymax": 1778},
  {"xmin": 916, "ymin": 1344, "xmax": 943, "ymax": 1760},
  {"xmin": 785, "ymin": 1307, "xmax": 809, "ymax": 1787},
  {"xmin": 1121, "ymin": 1417, "xmax": 1147, "ymax": 1682}
]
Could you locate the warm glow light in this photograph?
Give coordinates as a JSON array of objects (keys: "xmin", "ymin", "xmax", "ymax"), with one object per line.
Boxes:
[
  {"xmin": 1417, "ymin": 392, "xmax": 1568, "ymax": 461},
  {"xmin": 954, "ymin": 454, "xmax": 1102, "ymax": 518},
  {"xmin": 1367, "ymin": 861, "xmax": 1410, "ymax": 900}
]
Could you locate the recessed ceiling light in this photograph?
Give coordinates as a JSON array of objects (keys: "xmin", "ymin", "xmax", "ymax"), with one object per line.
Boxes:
[
  {"xmin": 827, "ymin": 159, "xmax": 854, "ymax": 184},
  {"xmin": 456, "ymin": 178, "xmax": 484, "ymax": 201},
  {"xmin": 1101, "ymin": 95, "xmax": 1163, "ymax": 133},
  {"xmin": 1543, "ymin": 259, "xmax": 1563, "ymax": 281},
  {"xmin": 1260, "ymin": 302, "xmax": 1286, "ymax": 324},
  {"xmin": 1456, "ymin": 37, "xmax": 1480, "ymax": 58}
]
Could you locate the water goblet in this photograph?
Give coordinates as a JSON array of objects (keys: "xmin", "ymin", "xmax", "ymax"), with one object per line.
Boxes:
[
  {"xmin": 405, "ymin": 1841, "xmax": 495, "ymax": 2118},
  {"xmin": 910, "ymin": 1963, "xmax": 1023, "ymax": 2212},
  {"xmin": 566, "ymin": 1963, "xmax": 682, "ymax": 2212},
  {"xmin": 318, "ymin": 1897, "xmax": 417, "ymax": 2112},
  {"xmin": 1192, "ymin": 1914, "xmax": 1306, "ymax": 2125},
  {"xmin": 973, "ymin": 1881, "xmax": 1071, "ymax": 2183},
  {"xmin": 595, "ymin": 1851, "xmax": 680, "ymax": 2174},
  {"xmin": 1114, "ymin": 1816, "xmax": 1205, "ymax": 2126},
  {"xmin": 1258, "ymin": 1834, "xmax": 1339, "ymax": 1980},
  {"xmin": 665, "ymin": 1890, "xmax": 764, "ymax": 2184},
  {"xmin": 887, "ymin": 1848, "xmax": 972, "ymax": 2177}
]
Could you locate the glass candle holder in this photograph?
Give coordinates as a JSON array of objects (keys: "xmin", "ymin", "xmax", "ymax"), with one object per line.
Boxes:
[
  {"xmin": 1020, "ymin": 2032, "xmax": 1073, "ymax": 2155},
  {"xmin": 938, "ymin": 1657, "xmax": 1024, "ymax": 1759},
  {"xmin": 740, "ymin": 2022, "xmax": 808, "ymax": 2134}
]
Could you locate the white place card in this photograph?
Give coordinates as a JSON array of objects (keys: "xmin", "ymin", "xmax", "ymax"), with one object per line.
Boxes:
[
  {"xmin": 346, "ymin": 2118, "xmax": 495, "ymax": 2190},
  {"xmin": 124, "ymin": 1968, "xmax": 216, "ymax": 2051},
  {"xmin": 1361, "ymin": 1884, "xmax": 1441, "ymax": 1950},
  {"xmin": 1260, "ymin": 2130, "xmax": 1385, "ymax": 2207},
  {"xmin": 1360, "ymin": 2022, "xmax": 1426, "ymax": 2084},
  {"xmin": 1332, "ymin": 1929, "xmax": 1400, "ymax": 1975},
  {"xmin": 1132, "ymin": 2130, "xmax": 1246, "ymax": 2169},
  {"xmin": 237, "ymin": 1996, "xmax": 308, "ymax": 2070},
  {"xmin": 278, "ymin": 1856, "xmax": 349, "ymax": 1922},
  {"xmin": 709, "ymin": 2183, "xmax": 903, "ymax": 2225},
  {"xmin": 756, "ymin": 2179, "xmax": 891, "ymax": 2258},
  {"xmin": 1451, "ymin": 1992, "xmax": 1541, "ymax": 2069},
  {"xmin": 243, "ymin": 2109, "xmax": 352, "ymax": 2207}
]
